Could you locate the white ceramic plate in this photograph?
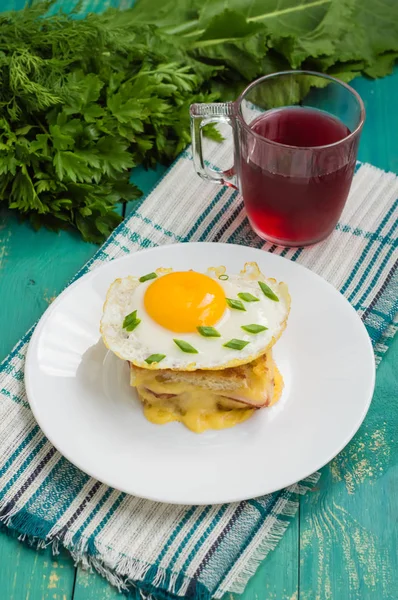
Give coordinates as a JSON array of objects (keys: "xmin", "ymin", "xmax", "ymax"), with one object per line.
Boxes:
[{"xmin": 25, "ymin": 243, "xmax": 375, "ymax": 505}]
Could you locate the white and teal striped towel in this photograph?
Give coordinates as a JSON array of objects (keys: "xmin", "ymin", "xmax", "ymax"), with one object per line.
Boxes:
[{"xmin": 0, "ymin": 135, "xmax": 397, "ymax": 600}]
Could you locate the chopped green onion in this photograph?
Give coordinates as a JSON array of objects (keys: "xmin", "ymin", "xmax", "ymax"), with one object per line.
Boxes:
[
  {"xmin": 218, "ymin": 274, "xmax": 229, "ymax": 280},
  {"xmin": 145, "ymin": 354, "xmax": 166, "ymax": 365},
  {"xmin": 226, "ymin": 298, "xmax": 246, "ymax": 311},
  {"xmin": 123, "ymin": 310, "xmax": 137, "ymax": 329},
  {"xmin": 238, "ymin": 292, "xmax": 260, "ymax": 303},
  {"xmin": 197, "ymin": 326, "xmax": 221, "ymax": 338},
  {"xmin": 173, "ymin": 339, "xmax": 198, "ymax": 354},
  {"xmin": 258, "ymin": 281, "xmax": 279, "ymax": 302},
  {"xmin": 139, "ymin": 272, "xmax": 157, "ymax": 283},
  {"xmin": 125, "ymin": 318, "xmax": 141, "ymax": 332},
  {"xmin": 241, "ymin": 324, "xmax": 268, "ymax": 334},
  {"xmin": 223, "ymin": 339, "xmax": 249, "ymax": 351}
]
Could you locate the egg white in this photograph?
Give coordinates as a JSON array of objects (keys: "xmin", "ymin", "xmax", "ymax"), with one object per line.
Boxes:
[{"xmin": 100, "ymin": 262, "xmax": 290, "ymax": 370}]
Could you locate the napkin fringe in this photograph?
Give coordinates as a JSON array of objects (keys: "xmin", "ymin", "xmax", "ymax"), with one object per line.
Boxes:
[
  {"xmin": 0, "ymin": 472, "xmax": 321, "ymax": 600},
  {"xmin": 216, "ymin": 516, "xmax": 293, "ymax": 597},
  {"xmin": 214, "ymin": 475, "xmax": 321, "ymax": 597}
]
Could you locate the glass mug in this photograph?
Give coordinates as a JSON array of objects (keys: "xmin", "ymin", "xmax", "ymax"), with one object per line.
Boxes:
[{"xmin": 190, "ymin": 71, "xmax": 365, "ymax": 247}]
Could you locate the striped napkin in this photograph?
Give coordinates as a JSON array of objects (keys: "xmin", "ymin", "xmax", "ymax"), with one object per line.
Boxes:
[{"xmin": 0, "ymin": 134, "xmax": 397, "ymax": 600}]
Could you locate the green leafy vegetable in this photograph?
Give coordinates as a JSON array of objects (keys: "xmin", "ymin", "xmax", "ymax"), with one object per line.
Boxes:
[
  {"xmin": 132, "ymin": 0, "xmax": 398, "ymax": 91},
  {"xmin": 238, "ymin": 292, "xmax": 259, "ymax": 302},
  {"xmin": 0, "ymin": 2, "xmax": 218, "ymax": 242},
  {"xmin": 0, "ymin": 0, "xmax": 396, "ymax": 242},
  {"xmin": 173, "ymin": 339, "xmax": 199, "ymax": 353},
  {"xmin": 223, "ymin": 338, "xmax": 249, "ymax": 350},
  {"xmin": 258, "ymin": 281, "xmax": 279, "ymax": 302},
  {"xmin": 197, "ymin": 326, "xmax": 221, "ymax": 337},
  {"xmin": 226, "ymin": 298, "xmax": 246, "ymax": 311},
  {"xmin": 145, "ymin": 353, "xmax": 166, "ymax": 364},
  {"xmin": 241, "ymin": 324, "xmax": 268, "ymax": 334},
  {"xmin": 139, "ymin": 272, "xmax": 158, "ymax": 283}
]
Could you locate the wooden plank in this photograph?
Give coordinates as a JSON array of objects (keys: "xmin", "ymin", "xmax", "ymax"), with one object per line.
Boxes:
[
  {"xmin": 233, "ymin": 519, "xmax": 299, "ymax": 600},
  {"xmin": 0, "ymin": 532, "xmax": 75, "ymax": 600},
  {"xmin": 73, "ymin": 568, "xmax": 121, "ymax": 600},
  {"xmin": 351, "ymin": 69, "xmax": 398, "ymax": 173},
  {"xmin": 2, "ymin": 0, "xmax": 28, "ymax": 10},
  {"xmin": 0, "ymin": 210, "xmax": 98, "ymax": 361},
  {"xmin": 299, "ymin": 68, "xmax": 398, "ymax": 600},
  {"xmin": 299, "ymin": 336, "xmax": 398, "ymax": 600},
  {"xmin": 46, "ymin": 0, "xmax": 134, "ymax": 17}
]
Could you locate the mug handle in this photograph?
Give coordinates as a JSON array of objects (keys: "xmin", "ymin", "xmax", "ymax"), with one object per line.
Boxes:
[{"xmin": 190, "ymin": 102, "xmax": 238, "ymax": 188}]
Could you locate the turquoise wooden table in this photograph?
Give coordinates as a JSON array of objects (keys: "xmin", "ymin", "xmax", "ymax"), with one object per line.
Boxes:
[{"xmin": 1, "ymin": 2, "xmax": 397, "ymax": 599}]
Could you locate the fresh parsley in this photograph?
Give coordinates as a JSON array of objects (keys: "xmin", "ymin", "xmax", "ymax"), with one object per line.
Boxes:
[{"xmin": 0, "ymin": 3, "xmax": 218, "ymax": 242}]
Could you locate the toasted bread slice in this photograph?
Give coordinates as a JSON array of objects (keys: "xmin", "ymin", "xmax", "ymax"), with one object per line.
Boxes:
[{"xmin": 130, "ymin": 350, "xmax": 280, "ymax": 409}]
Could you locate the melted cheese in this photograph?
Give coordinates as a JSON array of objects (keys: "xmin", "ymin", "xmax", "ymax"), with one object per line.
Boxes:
[
  {"xmin": 143, "ymin": 397, "xmax": 254, "ymax": 433},
  {"xmin": 131, "ymin": 355, "xmax": 283, "ymax": 434}
]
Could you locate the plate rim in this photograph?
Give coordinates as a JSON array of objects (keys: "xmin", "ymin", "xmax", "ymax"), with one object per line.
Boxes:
[{"xmin": 24, "ymin": 242, "xmax": 376, "ymax": 504}]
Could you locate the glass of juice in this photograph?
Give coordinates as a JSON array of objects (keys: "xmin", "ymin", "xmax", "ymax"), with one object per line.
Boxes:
[{"xmin": 190, "ymin": 71, "xmax": 365, "ymax": 247}]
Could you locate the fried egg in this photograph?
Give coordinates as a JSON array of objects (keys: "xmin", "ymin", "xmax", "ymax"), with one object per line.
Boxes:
[{"xmin": 100, "ymin": 262, "xmax": 290, "ymax": 370}]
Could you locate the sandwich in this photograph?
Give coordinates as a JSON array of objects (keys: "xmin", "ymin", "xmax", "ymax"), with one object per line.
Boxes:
[{"xmin": 101, "ymin": 262, "xmax": 290, "ymax": 433}]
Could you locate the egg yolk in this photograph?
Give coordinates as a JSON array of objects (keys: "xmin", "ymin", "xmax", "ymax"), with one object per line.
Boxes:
[{"xmin": 144, "ymin": 271, "xmax": 226, "ymax": 333}]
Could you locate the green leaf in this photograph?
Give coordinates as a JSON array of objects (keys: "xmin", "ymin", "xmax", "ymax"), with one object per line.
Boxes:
[
  {"xmin": 226, "ymin": 298, "xmax": 246, "ymax": 311},
  {"xmin": 336, "ymin": 0, "xmax": 398, "ymax": 66},
  {"xmin": 10, "ymin": 169, "xmax": 45, "ymax": 213},
  {"xmin": 258, "ymin": 281, "xmax": 279, "ymax": 302},
  {"xmin": 113, "ymin": 181, "xmax": 143, "ymax": 202},
  {"xmin": 145, "ymin": 354, "xmax": 166, "ymax": 364},
  {"xmin": 83, "ymin": 104, "xmax": 105, "ymax": 122},
  {"xmin": 49, "ymin": 124, "xmax": 75, "ymax": 151},
  {"xmin": 15, "ymin": 125, "xmax": 33, "ymax": 136},
  {"xmin": 365, "ymin": 51, "xmax": 398, "ymax": 78},
  {"xmin": 241, "ymin": 324, "xmax": 268, "ymax": 334},
  {"xmin": 0, "ymin": 155, "xmax": 18, "ymax": 176},
  {"xmin": 139, "ymin": 272, "xmax": 157, "ymax": 283},
  {"xmin": 237, "ymin": 292, "xmax": 259, "ymax": 302},
  {"xmin": 223, "ymin": 338, "xmax": 249, "ymax": 350},
  {"xmin": 53, "ymin": 151, "xmax": 92, "ymax": 183},
  {"xmin": 107, "ymin": 94, "xmax": 148, "ymax": 124},
  {"xmin": 197, "ymin": 326, "xmax": 221, "ymax": 337},
  {"xmin": 192, "ymin": 10, "xmax": 268, "ymax": 80},
  {"xmin": 173, "ymin": 339, "xmax": 199, "ymax": 354},
  {"xmin": 202, "ymin": 123, "xmax": 224, "ymax": 142},
  {"xmin": 96, "ymin": 138, "xmax": 135, "ymax": 175}
]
